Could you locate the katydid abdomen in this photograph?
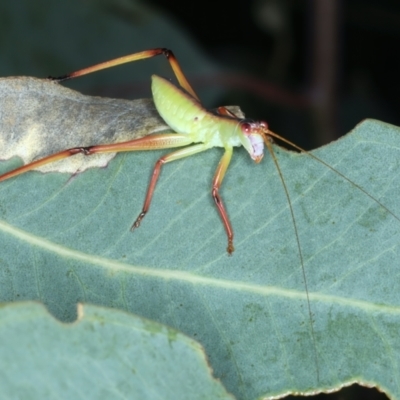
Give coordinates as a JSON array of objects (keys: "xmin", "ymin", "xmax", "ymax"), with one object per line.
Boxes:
[{"xmin": 151, "ymin": 74, "xmax": 244, "ymax": 150}]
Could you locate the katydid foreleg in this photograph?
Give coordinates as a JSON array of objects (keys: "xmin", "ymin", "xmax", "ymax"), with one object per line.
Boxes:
[{"xmin": 212, "ymin": 148, "xmax": 234, "ymax": 254}]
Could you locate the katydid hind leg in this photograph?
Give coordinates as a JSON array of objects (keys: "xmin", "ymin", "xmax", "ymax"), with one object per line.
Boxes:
[
  {"xmin": 0, "ymin": 133, "xmax": 194, "ymax": 184},
  {"xmin": 0, "ymin": 147, "xmax": 90, "ymax": 183},
  {"xmin": 50, "ymin": 48, "xmax": 200, "ymax": 101}
]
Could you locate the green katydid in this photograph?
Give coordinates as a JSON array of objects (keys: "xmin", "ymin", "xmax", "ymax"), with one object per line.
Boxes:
[
  {"xmin": 1, "ymin": 48, "xmax": 397, "ymax": 255},
  {"xmin": 1, "ymin": 49, "xmax": 400, "ymax": 384},
  {"xmin": 0, "ymin": 48, "xmax": 285, "ymax": 254},
  {"xmin": 0, "ymin": 48, "xmax": 400, "ymax": 254}
]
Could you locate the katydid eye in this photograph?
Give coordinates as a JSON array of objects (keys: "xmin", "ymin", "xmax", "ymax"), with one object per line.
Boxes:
[{"xmin": 241, "ymin": 122, "xmax": 252, "ymax": 134}]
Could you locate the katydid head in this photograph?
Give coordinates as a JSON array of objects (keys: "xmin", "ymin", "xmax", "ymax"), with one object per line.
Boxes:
[{"xmin": 239, "ymin": 120, "xmax": 272, "ymax": 163}]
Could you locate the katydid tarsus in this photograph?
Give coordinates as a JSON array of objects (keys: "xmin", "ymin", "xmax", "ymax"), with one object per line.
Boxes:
[{"xmin": 1, "ymin": 48, "xmax": 399, "ymax": 384}]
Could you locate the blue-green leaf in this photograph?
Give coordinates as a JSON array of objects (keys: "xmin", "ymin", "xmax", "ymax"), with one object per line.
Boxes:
[
  {"xmin": 0, "ymin": 302, "xmax": 233, "ymax": 400},
  {"xmin": 1, "ymin": 76, "xmax": 400, "ymax": 400}
]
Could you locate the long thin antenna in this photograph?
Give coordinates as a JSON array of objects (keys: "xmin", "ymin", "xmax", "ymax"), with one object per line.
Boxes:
[
  {"xmin": 264, "ymin": 136, "xmax": 320, "ymax": 383},
  {"xmin": 267, "ymin": 129, "xmax": 400, "ymax": 225}
]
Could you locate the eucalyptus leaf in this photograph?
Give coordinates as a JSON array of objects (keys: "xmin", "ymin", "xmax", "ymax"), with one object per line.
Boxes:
[
  {"xmin": 1, "ymin": 78, "xmax": 400, "ymax": 400},
  {"xmin": 0, "ymin": 302, "xmax": 233, "ymax": 400}
]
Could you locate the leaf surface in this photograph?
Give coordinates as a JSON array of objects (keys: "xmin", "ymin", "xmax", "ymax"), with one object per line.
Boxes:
[
  {"xmin": 0, "ymin": 75, "xmax": 400, "ymax": 400},
  {"xmin": 0, "ymin": 302, "xmax": 233, "ymax": 400}
]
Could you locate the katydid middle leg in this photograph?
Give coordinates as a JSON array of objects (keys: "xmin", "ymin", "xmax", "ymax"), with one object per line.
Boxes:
[
  {"xmin": 131, "ymin": 143, "xmax": 211, "ymax": 230},
  {"xmin": 51, "ymin": 48, "xmax": 200, "ymax": 101}
]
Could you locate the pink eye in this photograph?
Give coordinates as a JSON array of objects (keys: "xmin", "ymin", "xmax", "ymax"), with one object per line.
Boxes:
[{"xmin": 241, "ymin": 122, "xmax": 251, "ymax": 134}]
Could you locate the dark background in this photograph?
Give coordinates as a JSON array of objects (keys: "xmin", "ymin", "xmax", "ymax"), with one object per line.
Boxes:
[{"xmin": 147, "ymin": 0, "xmax": 400, "ymax": 154}]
